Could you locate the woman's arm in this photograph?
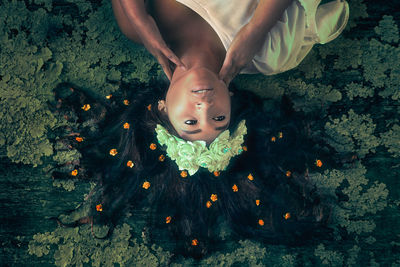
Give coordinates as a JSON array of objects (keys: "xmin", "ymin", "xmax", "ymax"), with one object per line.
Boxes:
[
  {"xmin": 117, "ymin": 0, "xmax": 186, "ymax": 80},
  {"xmin": 219, "ymin": 0, "xmax": 294, "ymax": 85}
]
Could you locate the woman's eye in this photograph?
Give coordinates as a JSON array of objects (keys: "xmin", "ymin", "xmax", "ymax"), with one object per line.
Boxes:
[
  {"xmin": 213, "ymin": 116, "xmax": 225, "ymax": 121},
  {"xmin": 184, "ymin": 120, "xmax": 197, "ymax": 125}
]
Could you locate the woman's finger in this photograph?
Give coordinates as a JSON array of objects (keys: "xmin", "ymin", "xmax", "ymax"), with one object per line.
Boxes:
[
  {"xmin": 160, "ymin": 45, "xmax": 186, "ymax": 70},
  {"xmin": 158, "ymin": 55, "xmax": 172, "ymax": 81}
]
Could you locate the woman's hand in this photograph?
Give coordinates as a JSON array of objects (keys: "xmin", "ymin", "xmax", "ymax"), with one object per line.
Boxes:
[
  {"xmin": 135, "ymin": 15, "xmax": 186, "ymax": 80},
  {"xmin": 218, "ymin": 22, "xmax": 265, "ymax": 86}
]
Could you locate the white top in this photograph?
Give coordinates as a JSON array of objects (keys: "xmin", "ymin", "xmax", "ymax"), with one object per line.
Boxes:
[{"xmin": 175, "ymin": 0, "xmax": 349, "ymax": 75}]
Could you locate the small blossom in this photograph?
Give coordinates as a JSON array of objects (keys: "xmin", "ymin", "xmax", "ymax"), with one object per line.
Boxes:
[
  {"xmin": 206, "ymin": 201, "xmax": 212, "ymax": 208},
  {"xmin": 232, "ymin": 184, "xmax": 238, "ymax": 192},
  {"xmin": 127, "ymin": 160, "xmax": 134, "ymax": 168},
  {"xmin": 96, "ymin": 204, "xmax": 103, "ymax": 212},
  {"xmin": 247, "ymin": 173, "xmax": 254, "ymax": 181},
  {"xmin": 81, "ymin": 104, "xmax": 91, "ymax": 111},
  {"xmin": 166, "ymin": 216, "xmax": 171, "ymax": 224},
  {"xmin": 149, "ymin": 143, "xmax": 157, "ymax": 150},
  {"xmin": 271, "ymin": 136, "xmax": 276, "ymax": 142},
  {"xmin": 258, "ymin": 219, "xmax": 264, "ymax": 226},
  {"xmin": 106, "ymin": 94, "xmax": 112, "ymax": 99},
  {"xmin": 286, "ymin": 170, "xmax": 292, "ymax": 177},
  {"xmin": 71, "ymin": 169, "xmax": 78, "ymax": 176},
  {"xmin": 109, "ymin": 149, "xmax": 118, "ymax": 156},
  {"xmin": 123, "ymin": 122, "xmax": 130, "ymax": 129},
  {"xmin": 180, "ymin": 170, "xmax": 188, "ymax": 178},
  {"xmin": 75, "ymin": 137, "xmax": 84, "ymax": 142},
  {"xmin": 159, "ymin": 154, "xmax": 165, "ymax": 162},
  {"xmin": 213, "ymin": 171, "xmax": 220, "ymax": 177},
  {"xmin": 142, "ymin": 181, "xmax": 150, "ymax": 189},
  {"xmin": 210, "ymin": 194, "xmax": 218, "ymax": 202},
  {"xmin": 123, "ymin": 99, "xmax": 130, "ymax": 105},
  {"xmin": 283, "ymin": 212, "xmax": 291, "ymax": 220},
  {"xmin": 70, "ymin": 87, "xmax": 75, "ymax": 92},
  {"xmin": 278, "ymin": 132, "xmax": 283, "ymax": 138},
  {"xmin": 256, "ymin": 199, "xmax": 260, "ymax": 206},
  {"xmin": 147, "ymin": 104, "xmax": 152, "ymax": 111},
  {"xmin": 191, "ymin": 239, "xmax": 198, "ymax": 246},
  {"xmin": 316, "ymin": 159, "xmax": 323, "ymax": 168},
  {"xmin": 242, "ymin": 146, "xmax": 248, "ymax": 151}
]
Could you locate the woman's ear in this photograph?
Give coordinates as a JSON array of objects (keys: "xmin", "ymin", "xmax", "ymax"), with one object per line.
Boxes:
[{"xmin": 158, "ymin": 100, "xmax": 167, "ymax": 113}]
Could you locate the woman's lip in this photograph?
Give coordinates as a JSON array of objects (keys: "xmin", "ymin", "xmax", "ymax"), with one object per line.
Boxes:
[
  {"xmin": 191, "ymin": 88, "xmax": 215, "ymax": 98},
  {"xmin": 191, "ymin": 87, "xmax": 214, "ymax": 93}
]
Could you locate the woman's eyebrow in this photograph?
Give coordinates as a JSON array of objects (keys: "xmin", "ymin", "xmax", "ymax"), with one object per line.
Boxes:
[{"xmin": 182, "ymin": 123, "xmax": 229, "ymax": 134}]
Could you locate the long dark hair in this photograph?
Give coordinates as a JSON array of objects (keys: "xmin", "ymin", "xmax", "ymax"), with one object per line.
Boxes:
[{"xmin": 50, "ymin": 80, "xmax": 334, "ymax": 258}]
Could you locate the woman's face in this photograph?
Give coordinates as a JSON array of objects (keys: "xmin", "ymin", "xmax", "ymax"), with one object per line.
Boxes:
[{"xmin": 161, "ymin": 67, "xmax": 231, "ymax": 145}]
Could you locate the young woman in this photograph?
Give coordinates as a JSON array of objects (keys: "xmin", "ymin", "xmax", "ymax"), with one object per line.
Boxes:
[{"xmin": 51, "ymin": 0, "xmax": 349, "ymax": 258}]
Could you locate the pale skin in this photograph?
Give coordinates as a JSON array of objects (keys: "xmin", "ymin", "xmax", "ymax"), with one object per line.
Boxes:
[{"xmin": 112, "ymin": 0, "xmax": 293, "ymax": 143}]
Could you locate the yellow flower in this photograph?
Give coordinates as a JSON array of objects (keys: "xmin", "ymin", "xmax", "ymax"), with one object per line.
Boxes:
[
  {"xmin": 247, "ymin": 173, "xmax": 254, "ymax": 181},
  {"xmin": 96, "ymin": 204, "xmax": 103, "ymax": 212},
  {"xmin": 149, "ymin": 143, "xmax": 157, "ymax": 150},
  {"xmin": 271, "ymin": 136, "xmax": 276, "ymax": 142},
  {"xmin": 123, "ymin": 99, "xmax": 130, "ymax": 105},
  {"xmin": 81, "ymin": 104, "xmax": 91, "ymax": 111},
  {"xmin": 256, "ymin": 199, "xmax": 260, "ymax": 206},
  {"xmin": 123, "ymin": 122, "xmax": 130, "ymax": 129},
  {"xmin": 283, "ymin": 212, "xmax": 291, "ymax": 220},
  {"xmin": 191, "ymin": 239, "xmax": 198, "ymax": 246},
  {"xmin": 71, "ymin": 169, "xmax": 78, "ymax": 176},
  {"xmin": 142, "ymin": 181, "xmax": 150, "ymax": 189},
  {"xmin": 75, "ymin": 137, "xmax": 84, "ymax": 142},
  {"xmin": 106, "ymin": 94, "xmax": 112, "ymax": 99},
  {"xmin": 127, "ymin": 160, "xmax": 134, "ymax": 168},
  {"xmin": 180, "ymin": 170, "xmax": 188, "ymax": 178},
  {"xmin": 158, "ymin": 154, "xmax": 165, "ymax": 162},
  {"xmin": 258, "ymin": 219, "xmax": 264, "ymax": 226},
  {"xmin": 109, "ymin": 149, "xmax": 118, "ymax": 156},
  {"xmin": 232, "ymin": 184, "xmax": 238, "ymax": 192},
  {"xmin": 242, "ymin": 146, "xmax": 248, "ymax": 151},
  {"xmin": 166, "ymin": 216, "xmax": 171, "ymax": 224},
  {"xmin": 147, "ymin": 104, "xmax": 152, "ymax": 111},
  {"xmin": 210, "ymin": 194, "xmax": 218, "ymax": 202},
  {"xmin": 206, "ymin": 201, "xmax": 212, "ymax": 208},
  {"xmin": 278, "ymin": 132, "xmax": 283, "ymax": 138},
  {"xmin": 286, "ymin": 170, "xmax": 292, "ymax": 177},
  {"xmin": 213, "ymin": 171, "xmax": 220, "ymax": 177},
  {"xmin": 316, "ymin": 159, "xmax": 323, "ymax": 168}
]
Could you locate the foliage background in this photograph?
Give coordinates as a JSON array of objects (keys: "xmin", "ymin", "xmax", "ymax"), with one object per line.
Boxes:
[{"xmin": 0, "ymin": 0, "xmax": 399, "ymax": 265}]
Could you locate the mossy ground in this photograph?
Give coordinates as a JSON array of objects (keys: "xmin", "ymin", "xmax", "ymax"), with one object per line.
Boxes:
[{"xmin": 1, "ymin": 0, "xmax": 400, "ymax": 266}]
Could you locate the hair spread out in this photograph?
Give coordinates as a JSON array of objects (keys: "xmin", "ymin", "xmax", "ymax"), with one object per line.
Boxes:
[{"xmin": 51, "ymin": 80, "xmax": 334, "ymax": 258}]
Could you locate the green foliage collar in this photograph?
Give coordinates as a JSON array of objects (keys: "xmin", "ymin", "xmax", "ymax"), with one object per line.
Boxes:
[{"xmin": 155, "ymin": 120, "xmax": 247, "ymax": 175}]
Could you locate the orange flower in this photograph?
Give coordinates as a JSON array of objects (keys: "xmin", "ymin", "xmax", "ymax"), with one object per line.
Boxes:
[
  {"xmin": 247, "ymin": 173, "xmax": 254, "ymax": 181},
  {"xmin": 75, "ymin": 137, "xmax": 84, "ymax": 142},
  {"xmin": 159, "ymin": 154, "xmax": 165, "ymax": 162},
  {"xmin": 316, "ymin": 159, "xmax": 323, "ymax": 167},
  {"xmin": 109, "ymin": 148, "xmax": 118, "ymax": 156},
  {"xmin": 191, "ymin": 239, "xmax": 198, "ymax": 246},
  {"xmin": 96, "ymin": 204, "xmax": 103, "ymax": 212},
  {"xmin": 71, "ymin": 169, "xmax": 78, "ymax": 176},
  {"xmin": 147, "ymin": 104, "xmax": 152, "ymax": 111},
  {"xmin": 206, "ymin": 201, "xmax": 212, "ymax": 208},
  {"xmin": 180, "ymin": 170, "xmax": 188, "ymax": 178},
  {"xmin": 255, "ymin": 199, "xmax": 260, "ymax": 206},
  {"xmin": 286, "ymin": 170, "xmax": 292, "ymax": 177},
  {"xmin": 123, "ymin": 99, "xmax": 130, "ymax": 105},
  {"xmin": 127, "ymin": 160, "xmax": 134, "ymax": 168},
  {"xmin": 271, "ymin": 136, "xmax": 276, "ymax": 142},
  {"xmin": 232, "ymin": 184, "xmax": 238, "ymax": 192},
  {"xmin": 123, "ymin": 122, "xmax": 130, "ymax": 129},
  {"xmin": 283, "ymin": 212, "xmax": 291, "ymax": 220},
  {"xmin": 142, "ymin": 181, "xmax": 150, "ymax": 189},
  {"xmin": 213, "ymin": 171, "xmax": 220, "ymax": 177},
  {"xmin": 242, "ymin": 146, "xmax": 248, "ymax": 151},
  {"xmin": 106, "ymin": 94, "xmax": 112, "ymax": 99},
  {"xmin": 210, "ymin": 194, "xmax": 218, "ymax": 202},
  {"xmin": 81, "ymin": 104, "xmax": 91, "ymax": 111},
  {"xmin": 278, "ymin": 132, "xmax": 283, "ymax": 139},
  {"xmin": 166, "ymin": 216, "xmax": 171, "ymax": 224},
  {"xmin": 258, "ymin": 219, "xmax": 264, "ymax": 226},
  {"xmin": 149, "ymin": 143, "xmax": 157, "ymax": 150}
]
